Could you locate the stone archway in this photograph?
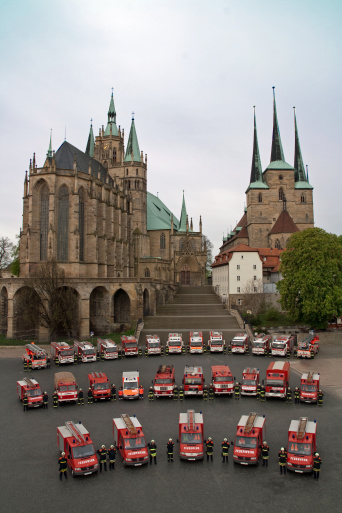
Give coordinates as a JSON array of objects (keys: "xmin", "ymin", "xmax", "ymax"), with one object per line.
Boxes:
[
  {"xmin": 90, "ymin": 286, "xmax": 110, "ymax": 334},
  {"xmin": 176, "ymin": 255, "xmax": 201, "ymax": 286},
  {"xmin": 113, "ymin": 289, "xmax": 130, "ymax": 323},
  {"xmin": 0, "ymin": 287, "xmax": 8, "ymax": 335},
  {"xmin": 143, "ymin": 288, "xmax": 149, "ymax": 317},
  {"xmin": 13, "ymin": 286, "xmax": 40, "ymax": 339}
]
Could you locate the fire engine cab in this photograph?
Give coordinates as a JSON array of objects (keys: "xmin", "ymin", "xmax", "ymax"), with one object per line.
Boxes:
[
  {"xmin": 145, "ymin": 334, "xmax": 162, "ymax": 355},
  {"xmin": 57, "ymin": 421, "xmax": 99, "ymax": 476},
  {"xmin": 153, "ymin": 365, "xmax": 175, "ymax": 397},
  {"xmin": 17, "ymin": 378, "xmax": 43, "ymax": 407},
  {"xmin": 297, "ymin": 334, "xmax": 320, "ymax": 359},
  {"xmin": 120, "ymin": 335, "xmax": 138, "ymax": 356},
  {"xmin": 287, "ymin": 417, "xmax": 317, "ymax": 473},
  {"xmin": 178, "ymin": 410, "xmax": 204, "ymax": 460},
  {"xmin": 241, "ymin": 368, "xmax": 260, "ymax": 396},
  {"xmin": 208, "ymin": 331, "xmax": 225, "ymax": 352},
  {"xmin": 113, "ymin": 414, "xmax": 149, "ymax": 466},
  {"xmin": 22, "ymin": 343, "xmax": 48, "ymax": 369},
  {"xmin": 231, "ymin": 333, "xmax": 249, "ymax": 354},
  {"xmin": 74, "ymin": 340, "xmax": 96, "ymax": 363},
  {"xmin": 88, "ymin": 372, "xmax": 111, "ymax": 401},
  {"xmin": 51, "ymin": 342, "xmax": 74, "ymax": 364},
  {"xmin": 166, "ymin": 333, "xmax": 184, "ymax": 353},
  {"xmin": 252, "ymin": 334, "xmax": 271, "ymax": 356},
  {"xmin": 54, "ymin": 372, "xmax": 78, "ymax": 403},
  {"xmin": 264, "ymin": 361, "xmax": 290, "ymax": 399},
  {"xmin": 188, "ymin": 332, "xmax": 204, "ymax": 354},
  {"xmin": 271, "ymin": 334, "xmax": 296, "ymax": 357},
  {"xmin": 300, "ymin": 372, "xmax": 320, "ymax": 403},
  {"xmin": 232, "ymin": 412, "xmax": 265, "ymax": 465},
  {"xmin": 97, "ymin": 339, "xmax": 118, "ymax": 359},
  {"xmin": 183, "ymin": 366, "xmax": 204, "ymax": 396},
  {"xmin": 211, "ymin": 365, "xmax": 234, "ymax": 395},
  {"xmin": 122, "ymin": 371, "xmax": 140, "ymax": 399}
]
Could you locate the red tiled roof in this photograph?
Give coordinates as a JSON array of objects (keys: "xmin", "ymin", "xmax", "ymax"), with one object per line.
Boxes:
[{"xmin": 269, "ymin": 210, "xmax": 299, "ymax": 235}]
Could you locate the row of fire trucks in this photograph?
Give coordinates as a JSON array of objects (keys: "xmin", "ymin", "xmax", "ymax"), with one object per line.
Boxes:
[{"xmin": 57, "ymin": 411, "xmax": 318, "ymax": 474}]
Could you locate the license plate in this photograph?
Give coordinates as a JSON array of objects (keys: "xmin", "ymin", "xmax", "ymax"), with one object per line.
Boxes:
[
  {"xmin": 84, "ymin": 472, "xmax": 91, "ymax": 475},
  {"xmin": 241, "ymin": 462, "xmax": 248, "ymax": 465}
]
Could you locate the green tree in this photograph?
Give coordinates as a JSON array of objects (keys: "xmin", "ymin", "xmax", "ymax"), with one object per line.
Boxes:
[{"xmin": 277, "ymin": 228, "xmax": 342, "ymax": 329}]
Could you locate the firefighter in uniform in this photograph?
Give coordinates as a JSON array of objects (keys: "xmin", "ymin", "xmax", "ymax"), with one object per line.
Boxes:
[
  {"xmin": 245, "ymin": 343, "xmax": 249, "ymax": 356},
  {"xmin": 55, "ymin": 355, "xmax": 59, "ymax": 366},
  {"xmin": 179, "ymin": 385, "xmax": 184, "ymax": 401},
  {"xmin": 78, "ymin": 388, "xmax": 84, "ymax": 406},
  {"xmin": 310, "ymin": 349, "xmax": 315, "ymax": 359},
  {"xmin": 118, "ymin": 386, "xmax": 123, "ymax": 400},
  {"xmin": 43, "ymin": 391, "xmax": 49, "ymax": 409},
  {"xmin": 145, "ymin": 346, "xmax": 148, "ymax": 357},
  {"xmin": 264, "ymin": 346, "xmax": 268, "ymax": 357},
  {"xmin": 294, "ymin": 387, "xmax": 300, "ymax": 404},
  {"xmin": 108, "ymin": 445, "xmax": 116, "ymax": 470},
  {"xmin": 53, "ymin": 390, "xmax": 58, "ymax": 408},
  {"xmin": 206, "ymin": 437, "xmax": 214, "ymax": 462},
  {"xmin": 138, "ymin": 346, "xmax": 143, "ymax": 358},
  {"xmin": 28, "ymin": 360, "xmax": 32, "ymax": 371},
  {"xmin": 286, "ymin": 347, "xmax": 291, "ymax": 358},
  {"xmin": 260, "ymin": 441, "xmax": 269, "ymax": 466},
  {"xmin": 23, "ymin": 359, "xmax": 28, "ymax": 372},
  {"xmin": 318, "ymin": 389, "xmax": 324, "ymax": 406},
  {"xmin": 256, "ymin": 383, "xmax": 261, "ymax": 400},
  {"xmin": 98, "ymin": 445, "xmax": 107, "ymax": 471},
  {"xmin": 46, "ymin": 356, "xmax": 51, "ymax": 369},
  {"xmin": 227, "ymin": 345, "xmax": 232, "ymax": 355},
  {"xmin": 286, "ymin": 386, "xmax": 292, "ymax": 404},
  {"xmin": 167, "ymin": 438, "xmax": 174, "ymax": 462},
  {"xmin": 173, "ymin": 384, "xmax": 179, "ymax": 400},
  {"xmin": 23, "ymin": 393, "xmax": 28, "ymax": 412},
  {"xmin": 293, "ymin": 347, "xmax": 297, "ymax": 357},
  {"xmin": 234, "ymin": 382, "xmax": 240, "ymax": 400},
  {"xmin": 260, "ymin": 385, "xmax": 266, "ymax": 402},
  {"xmin": 278, "ymin": 447, "xmax": 287, "ymax": 474},
  {"xmin": 165, "ymin": 345, "xmax": 169, "ymax": 356},
  {"xmin": 203, "ymin": 385, "xmax": 208, "ymax": 400},
  {"xmin": 87, "ymin": 387, "xmax": 93, "ymax": 404},
  {"xmin": 59, "ymin": 452, "xmax": 68, "ymax": 480},
  {"xmin": 78, "ymin": 352, "xmax": 82, "ymax": 364},
  {"xmin": 160, "ymin": 345, "xmax": 164, "ymax": 356},
  {"xmin": 209, "ymin": 383, "xmax": 214, "ymax": 400},
  {"xmin": 221, "ymin": 438, "xmax": 230, "ymax": 463},
  {"xmin": 73, "ymin": 352, "xmax": 78, "ymax": 365},
  {"xmin": 148, "ymin": 440, "xmax": 157, "ymax": 464},
  {"xmin": 203, "ymin": 344, "xmax": 207, "ymax": 354},
  {"xmin": 96, "ymin": 351, "xmax": 101, "ymax": 362},
  {"xmin": 182, "ymin": 344, "xmax": 186, "ymax": 356},
  {"xmin": 148, "ymin": 387, "xmax": 154, "ymax": 401},
  {"xmin": 139, "ymin": 385, "xmax": 144, "ymax": 399},
  {"xmin": 313, "ymin": 453, "xmax": 322, "ymax": 479},
  {"xmin": 223, "ymin": 344, "xmax": 227, "ymax": 354},
  {"xmin": 111, "ymin": 384, "xmax": 116, "ymax": 401}
]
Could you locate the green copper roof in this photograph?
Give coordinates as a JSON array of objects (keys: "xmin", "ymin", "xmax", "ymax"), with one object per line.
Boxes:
[
  {"xmin": 265, "ymin": 160, "xmax": 294, "ymax": 171},
  {"xmin": 147, "ymin": 192, "xmax": 179, "ymax": 231},
  {"xmin": 104, "ymin": 92, "xmax": 118, "ymax": 136},
  {"xmin": 85, "ymin": 123, "xmax": 95, "ymax": 157},
  {"xmin": 246, "ymin": 180, "xmax": 269, "ymax": 192},
  {"xmin": 178, "ymin": 191, "xmax": 188, "ymax": 232},
  {"xmin": 294, "ymin": 181, "xmax": 313, "ymax": 190},
  {"xmin": 270, "ymin": 87, "xmax": 285, "ymax": 163},
  {"xmin": 47, "ymin": 130, "xmax": 53, "ymax": 158},
  {"xmin": 124, "ymin": 117, "xmax": 141, "ymax": 162}
]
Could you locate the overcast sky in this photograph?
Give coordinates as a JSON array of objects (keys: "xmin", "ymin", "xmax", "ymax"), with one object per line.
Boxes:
[{"xmin": 1, "ymin": 0, "xmax": 341, "ymax": 258}]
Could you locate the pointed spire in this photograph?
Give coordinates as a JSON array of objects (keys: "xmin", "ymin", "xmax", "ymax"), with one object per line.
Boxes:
[
  {"xmin": 104, "ymin": 89, "xmax": 118, "ymax": 136},
  {"xmin": 270, "ymin": 87, "xmax": 285, "ymax": 163},
  {"xmin": 190, "ymin": 217, "xmax": 193, "ymax": 231},
  {"xmin": 179, "ymin": 191, "xmax": 188, "ymax": 232},
  {"xmin": 306, "ymin": 164, "xmax": 309, "ymax": 181},
  {"xmin": 293, "ymin": 108, "xmax": 306, "ymax": 182},
  {"xmin": 124, "ymin": 114, "xmax": 141, "ymax": 162},
  {"xmin": 47, "ymin": 130, "xmax": 53, "ymax": 158},
  {"xmin": 250, "ymin": 106, "xmax": 264, "ymax": 183},
  {"xmin": 86, "ymin": 120, "xmax": 95, "ymax": 157}
]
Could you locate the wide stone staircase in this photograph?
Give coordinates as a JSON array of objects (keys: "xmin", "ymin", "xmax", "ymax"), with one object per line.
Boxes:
[{"xmin": 140, "ymin": 286, "xmax": 240, "ymax": 344}]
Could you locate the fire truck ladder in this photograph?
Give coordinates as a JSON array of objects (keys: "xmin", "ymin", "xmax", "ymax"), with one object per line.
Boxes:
[
  {"xmin": 187, "ymin": 410, "xmax": 195, "ymax": 431},
  {"xmin": 297, "ymin": 417, "xmax": 308, "ymax": 440},
  {"xmin": 157, "ymin": 365, "xmax": 173, "ymax": 374},
  {"xmin": 244, "ymin": 412, "xmax": 258, "ymax": 434},
  {"xmin": 121, "ymin": 414, "xmax": 137, "ymax": 436},
  {"xmin": 23, "ymin": 377, "xmax": 36, "ymax": 387},
  {"xmin": 92, "ymin": 372, "xmax": 105, "ymax": 379},
  {"xmin": 25, "ymin": 343, "xmax": 45, "ymax": 356},
  {"xmin": 307, "ymin": 372, "xmax": 313, "ymax": 383},
  {"xmin": 65, "ymin": 421, "xmax": 87, "ymax": 445}
]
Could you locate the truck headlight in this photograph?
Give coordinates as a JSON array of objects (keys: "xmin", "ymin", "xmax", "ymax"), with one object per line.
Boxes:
[
  {"xmin": 287, "ymin": 462, "xmax": 292, "ymax": 466},
  {"xmin": 305, "ymin": 465, "xmax": 311, "ymax": 468},
  {"xmin": 250, "ymin": 457, "xmax": 257, "ymax": 460},
  {"xmin": 126, "ymin": 458, "xmax": 132, "ymax": 461},
  {"xmin": 74, "ymin": 468, "xmax": 81, "ymax": 471}
]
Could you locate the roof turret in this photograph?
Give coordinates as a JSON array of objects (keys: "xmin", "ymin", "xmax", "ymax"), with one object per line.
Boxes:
[
  {"xmin": 104, "ymin": 90, "xmax": 118, "ymax": 136},
  {"xmin": 124, "ymin": 115, "xmax": 141, "ymax": 162},
  {"xmin": 85, "ymin": 121, "xmax": 95, "ymax": 157},
  {"xmin": 47, "ymin": 130, "xmax": 53, "ymax": 158},
  {"xmin": 270, "ymin": 87, "xmax": 285, "ymax": 163}
]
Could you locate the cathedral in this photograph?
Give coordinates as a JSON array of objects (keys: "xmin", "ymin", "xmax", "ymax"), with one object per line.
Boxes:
[
  {"xmin": 220, "ymin": 89, "xmax": 314, "ymax": 253},
  {"xmin": 0, "ymin": 92, "xmax": 207, "ymax": 341}
]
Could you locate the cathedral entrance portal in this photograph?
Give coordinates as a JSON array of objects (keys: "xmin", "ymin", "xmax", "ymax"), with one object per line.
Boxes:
[{"xmin": 180, "ymin": 270, "xmax": 190, "ymax": 285}]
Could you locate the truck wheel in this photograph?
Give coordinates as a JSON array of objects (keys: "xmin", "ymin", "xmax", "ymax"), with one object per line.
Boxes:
[{"xmin": 71, "ymin": 470, "xmax": 75, "ymax": 477}]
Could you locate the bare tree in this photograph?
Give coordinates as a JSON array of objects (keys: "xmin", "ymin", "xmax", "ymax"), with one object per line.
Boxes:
[
  {"xmin": 241, "ymin": 278, "xmax": 265, "ymax": 315},
  {"xmin": 0, "ymin": 237, "xmax": 14, "ymax": 270},
  {"xmin": 202, "ymin": 235, "xmax": 213, "ymax": 276}
]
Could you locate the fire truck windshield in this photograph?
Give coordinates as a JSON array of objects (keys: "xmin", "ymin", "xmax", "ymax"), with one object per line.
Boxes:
[
  {"xmin": 32, "ymin": 354, "xmax": 46, "ymax": 360},
  {"xmin": 184, "ymin": 378, "xmax": 202, "ymax": 385},
  {"xmin": 242, "ymin": 379, "xmax": 257, "ymax": 386},
  {"xmin": 72, "ymin": 444, "xmax": 95, "ymax": 459},
  {"xmin": 266, "ymin": 379, "xmax": 285, "ymax": 387},
  {"xmin": 84, "ymin": 349, "xmax": 95, "ymax": 355},
  {"xmin": 298, "ymin": 343, "xmax": 309, "ymax": 349},
  {"xmin": 214, "ymin": 376, "xmax": 233, "ymax": 382},
  {"xmin": 61, "ymin": 350, "xmax": 73, "ymax": 356},
  {"xmin": 272, "ymin": 341, "xmax": 286, "ymax": 349},
  {"xmin": 301, "ymin": 384, "xmax": 317, "ymax": 392},
  {"xmin": 191, "ymin": 342, "xmax": 202, "ymax": 347},
  {"xmin": 148, "ymin": 342, "xmax": 160, "ymax": 347},
  {"xmin": 27, "ymin": 388, "xmax": 42, "ymax": 396},
  {"xmin": 169, "ymin": 341, "xmax": 180, "ymax": 346},
  {"xmin": 124, "ymin": 437, "xmax": 146, "ymax": 450},
  {"xmin": 105, "ymin": 347, "xmax": 117, "ymax": 353},
  {"xmin": 60, "ymin": 385, "xmax": 77, "ymax": 392},
  {"xmin": 181, "ymin": 433, "xmax": 202, "ymax": 444},
  {"xmin": 233, "ymin": 340, "xmax": 244, "ymax": 346},
  {"xmin": 253, "ymin": 342, "xmax": 265, "ymax": 348},
  {"xmin": 155, "ymin": 378, "xmax": 173, "ymax": 384},
  {"xmin": 288, "ymin": 442, "xmax": 312, "ymax": 455},
  {"xmin": 93, "ymin": 383, "xmax": 110, "ymax": 390},
  {"xmin": 124, "ymin": 342, "xmax": 137, "ymax": 348},
  {"xmin": 235, "ymin": 436, "xmax": 257, "ymax": 449},
  {"xmin": 124, "ymin": 381, "xmax": 138, "ymax": 389}
]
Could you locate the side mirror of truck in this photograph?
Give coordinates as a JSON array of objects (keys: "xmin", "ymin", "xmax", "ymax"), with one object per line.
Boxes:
[
  {"xmin": 119, "ymin": 445, "xmax": 123, "ymax": 450},
  {"xmin": 68, "ymin": 454, "xmax": 71, "ymax": 459},
  {"xmin": 151, "ymin": 380, "xmax": 153, "ymax": 384},
  {"xmin": 231, "ymin": 441, "xmax": 234, "ymax": 446},
  {"xmin": 262, "ymin": 379, "xmax": 264, "ymax": 385},
  {"xmin": 176, "ymin": 439, "xmax": 180, "ymax": 443}
]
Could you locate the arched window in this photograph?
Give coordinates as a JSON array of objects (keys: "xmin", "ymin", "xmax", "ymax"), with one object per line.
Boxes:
[
  {"xmin": 136, "ymin": 169, "xmax": 138, "ymax": 176},
  {"xmin": 279, "ymin": 188, "xmax": 284, "ymax": 201},
  {"xmin": 113, "ymin": 149, "xmax": 117, "ymax": 162},
  {"xmin": 40, "ymin": 184, "xmax": 49, "ymax": 260},
  {"xmin": 301, "ymin": 194, "xmax": 306, "ymax": 203},
  {"xmin": 258, "ymin": 193, "xmax": 262, "ymax": 203},
  {"xmin": 275, "ymin": 239, "xmax": 282, "ymax": 249},
  {"xmin": 79, "ymin": 188, "xmax": 85, "ymax": 262},
  {"xmin": 144, "ymin": 268, "xmax": 150, "ymax": 278},
  {"xmin": 57, "ymin": 185, "xmax": 69, "ymax": 261},
  {"xmin": 160, "ymin": 232, "xmax": 166, "ymax": 250}
]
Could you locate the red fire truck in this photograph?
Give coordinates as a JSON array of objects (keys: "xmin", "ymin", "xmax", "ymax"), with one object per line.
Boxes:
[
  {"xmin": 97, "ymin": 339, "xmax": 118, "ymax": 359},
  {"xmin": 145, "ymin": 334, "xmax": 162, "ymax": 355},
  {"xmin": 166, "ymin": 333, "xmax": 184, "ymax": 354},
  {"xmin": 264, "ymin": 361, "xmax": 290, "ymax": 399},
  {"xmin": 22, "ymin": 343, "xmax": 48, "ymax": 369},
  {"xmin": 300, "ymin": 372, "xmax": 320, "ymax": 403},
  {"xmin": 54, "ymin": 372, "xmax": 78, "ymax": 404},
  {"xmin": 211, "ymin": 365, "xmax": 234, "ymax": 395},
  {"xmin": 153, "ymin": 365, "xmax": 175, "ymax": 398},
  {"xmin": 120, "ymin": 335, "xmax": 139, "ymax": 356},
  {"xmin": 252, "ymin": 334, "xmax": 272, "ymax": 356},
  {"xmin": 241, "ymin": 368, "xmax": 260, "ymax": 396},
  {"xmin": 231, "ymin": 333, "xmax": 250, "ymax": 354},
  {"xmin": 232, "ymin": 412, "xmax": 266, "ymax": 465},
  {"xmin": 17, "ymin": 378, "xmax": 43, "ymax": 407},
  {"xmin": 178, "ymin": 410, "xmax": 204, "ymax": 460},
  {"xmin": 271, "ymin": 334, "xmax": 296, "ymax": 357},
  {"xmin": 183, "ymin": 366, "xmax": 205, "ymax": 396},
  {"xmin": 297, "ymin": 334, "xmax": 320, "ymax": 359},
  {"xmin": 74, "ymin": 340, "xmax": 96, "ymax": 362},
  {"xmin": 51, "ymin": 342, "xmax": 74, "ymax": 364},
  {"xmin": 286, "ymin": 417, "xmax": 317, "ymax": 473},
  {"xmin": 57, "ymin": 421, "xmax": 99, "ymax": 476},
  {"xmin": 208, "ymin": 331, "xmax": 226, "ymax": 352},
  {"xmin": 188, "ymin": 331, "xmax": 204, "ymax": 354},
  {"xmin": 122, "ymin": 371, "xmax": 140, "ymax": 400},
  {"xmin": 88, "ymin": 372, "xmax": 111, "ymax": 401},
  {"xmin": 113, "ymin": 414, "xmax": 149, "ymax": 466}
]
